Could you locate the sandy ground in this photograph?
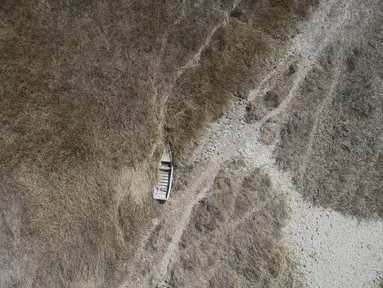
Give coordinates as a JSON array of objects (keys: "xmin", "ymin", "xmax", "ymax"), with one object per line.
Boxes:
[
  {"xmin": 285, "ymin": 187, "xmax": 383, "ymax": 288},
  {"xmin": 119, "ymin": 0, "xmax": 383, "ymax": 286}
]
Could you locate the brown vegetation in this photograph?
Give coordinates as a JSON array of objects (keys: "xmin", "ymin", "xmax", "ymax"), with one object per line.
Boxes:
[
  {"xmin": 168, "ymin": 161, "xmax": 301, "ymax": 287},
  {"xmin": 0, "ymin": 0, "xmax": 315, "ymax": 287}
]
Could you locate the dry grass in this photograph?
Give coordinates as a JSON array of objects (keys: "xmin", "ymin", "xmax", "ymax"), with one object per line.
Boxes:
[
  {"xmin": 0, "ymin": 1, "xmax": 172, "ymax": 286},
  {"xmin": 167, "ymin": 160, "xmax": 302, "ymax": 288},
  {"xmin": 0, "ymin": 0, "xmax": 315, "ymax": 287}
]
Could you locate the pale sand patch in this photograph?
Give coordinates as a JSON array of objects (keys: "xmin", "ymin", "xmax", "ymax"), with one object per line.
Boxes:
[{"xmin": 285, "ymin": 187, "xmax": 383, "ymax": 288}]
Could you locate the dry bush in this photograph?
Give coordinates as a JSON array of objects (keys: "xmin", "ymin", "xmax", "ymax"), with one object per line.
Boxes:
[{"xmin": 169, "ymin": 161, "xmax": 301, "ymax": 288}]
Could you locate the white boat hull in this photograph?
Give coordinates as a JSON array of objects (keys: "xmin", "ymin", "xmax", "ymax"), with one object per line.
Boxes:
[{"xmin": 153, "ymin": 144, "xmax": 173, "ymax": 201}]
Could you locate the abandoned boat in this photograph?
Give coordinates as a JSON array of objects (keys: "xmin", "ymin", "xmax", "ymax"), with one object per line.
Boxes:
[{"xmin": 153, "ymin": 144, "xmax": 173, "ymax": 201}]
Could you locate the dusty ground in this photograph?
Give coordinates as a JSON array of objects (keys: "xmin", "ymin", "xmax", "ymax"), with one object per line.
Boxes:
[{"xmin": 1, "ymin": 0, "xmax": 383, "ymax": 287}]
